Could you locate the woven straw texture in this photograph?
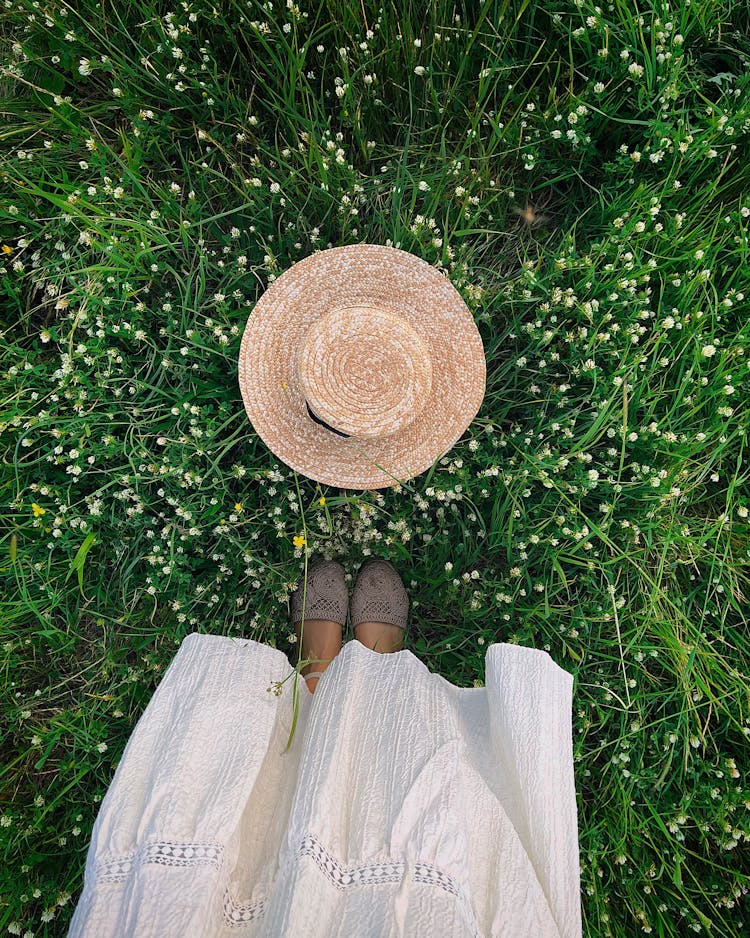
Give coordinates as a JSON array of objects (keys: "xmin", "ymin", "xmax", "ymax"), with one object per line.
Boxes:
[{"xmin": 237, "ymin": 244, "xmax": 486, "ymax": 490}]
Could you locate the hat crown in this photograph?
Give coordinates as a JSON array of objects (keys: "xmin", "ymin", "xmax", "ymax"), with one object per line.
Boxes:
[{"xmin": 298, "ymin": 306, "xmax": 433, "ymax": 440}]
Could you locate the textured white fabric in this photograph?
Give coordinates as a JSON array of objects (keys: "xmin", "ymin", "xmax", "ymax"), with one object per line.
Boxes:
[{"xmin": 68, "ymin": 633, "xmax": 581, "ymax": 937}]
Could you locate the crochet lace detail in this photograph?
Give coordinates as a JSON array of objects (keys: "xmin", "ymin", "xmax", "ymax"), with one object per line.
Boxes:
[
  {"xmin": 95, "ymin": 840, "xmax": 223, "ymax": 881},
  {"xmin": 290, "ymin": 559, "xmax": 348, "ymax": 627},
  {"xmin": 351, "ymin": 560, "xmax": 409, "ymax": 631},
  {"xmin": 94, "ymin": 833, "xmax": 481, "ymax": 935},
  {"xmin": 227, "ymin": 834, "xmax": 481, "ymax": 933},
  {"xmin": 353, "ymin": 597, "xmax": 406, "ymax": 627}
]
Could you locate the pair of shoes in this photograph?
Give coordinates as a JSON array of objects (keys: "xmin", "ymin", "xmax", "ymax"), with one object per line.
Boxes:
[{"xmin": 289, "ymin": 556, "xmax": 409, "ymax": 634}]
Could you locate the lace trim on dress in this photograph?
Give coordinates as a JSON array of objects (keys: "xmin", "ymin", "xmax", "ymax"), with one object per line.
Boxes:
[
  {"xmin": 95, "ymin": 840, "xmax": 224, "ymax": 882},
  {"xmin": 94, "ymin": 833, "xmax": 481, "ymax": 936}
]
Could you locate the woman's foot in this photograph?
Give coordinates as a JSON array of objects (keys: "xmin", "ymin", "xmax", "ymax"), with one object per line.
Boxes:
[
  {"xmin": 354, "ymin": 622, "xmax": 404, "ymax": 653},
  {"xmin": 351, "ymin": 558, "xmax": 408, "ymax": 655},
  {"xmin": 295, "ymin": 618, "xmax": 343, "ymax": 692},
  {"xmin": 290, "ymin": 557, "xmax": 348, "ymax": 693}
]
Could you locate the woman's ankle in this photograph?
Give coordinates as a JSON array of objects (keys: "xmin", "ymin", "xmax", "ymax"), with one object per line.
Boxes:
[{"xmin": 354, "ymin": 622, "xmax": 404, "ymax": 653}]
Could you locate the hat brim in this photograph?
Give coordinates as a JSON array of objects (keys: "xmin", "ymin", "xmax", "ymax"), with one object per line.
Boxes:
[{"xmin": 237, "ymin": 244, "xmax": 486, "ymax": 490}]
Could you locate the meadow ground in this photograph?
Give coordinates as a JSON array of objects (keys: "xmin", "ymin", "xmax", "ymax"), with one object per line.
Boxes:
[{"xmin": 1, "ymin": 0, "xmax": 749, "ymax": 934}]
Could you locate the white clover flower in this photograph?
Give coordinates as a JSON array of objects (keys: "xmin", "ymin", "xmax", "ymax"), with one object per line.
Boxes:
[
  {"xmin": 414, "ymin": 65, "xmax": 426, "ymax": 76},
  {"xmin": 702, "ymin": 344, "xmax": 716, "ymax": 357},
  {"xmin": 78, "ymin": 58, "xmax": 91, "ymax": 76}
]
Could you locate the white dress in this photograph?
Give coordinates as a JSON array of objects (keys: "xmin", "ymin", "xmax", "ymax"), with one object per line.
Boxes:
[{"xmin": 67, "ymin": 632, "xmax": 581, "ymax": 937}]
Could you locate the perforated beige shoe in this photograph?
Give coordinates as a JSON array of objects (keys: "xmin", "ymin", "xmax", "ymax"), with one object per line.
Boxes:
[
  {"xmin": 351, "ymin": 558, "xmax": 409, "ymax": 635},
  {"xmin": 290, "ymin": 557, "xmax": 348, "ymax": 686},
  {"xmin": 290, "ymin": 556, "xmax": 348, "ymax": 629}
]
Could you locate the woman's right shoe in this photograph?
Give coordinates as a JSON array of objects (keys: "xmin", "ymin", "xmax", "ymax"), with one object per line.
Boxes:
[
  {"xmin": 350, "ymin": 558, "xmax": 409, "ymax": 633},
  {"xmin": 289, "ymin": 555, "xmax": 348, "ymax": 629}
]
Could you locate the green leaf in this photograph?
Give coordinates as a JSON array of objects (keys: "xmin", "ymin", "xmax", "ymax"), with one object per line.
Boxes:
[
  {"xmin": 66, "ymin": 532, "xmax": 98, "ymax": 596},
  {"xmin": 551, "ymin": 554, "xmax": 568, "ymax": 589},
  {"xmin": 34, "ymin": 731, "xmax": 61, "ymax": 771}
]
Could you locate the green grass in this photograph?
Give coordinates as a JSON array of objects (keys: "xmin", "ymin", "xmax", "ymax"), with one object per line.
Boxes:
[{"xmin": 1, "ymin": 0, "xmax": 749, "ymax": 934}]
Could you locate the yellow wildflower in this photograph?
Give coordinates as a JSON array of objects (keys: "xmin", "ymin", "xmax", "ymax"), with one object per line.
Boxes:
[
  {"xmin": 32, "ymin": 503, "xmax": 46, "ymax": 517},
  {"xmin": 318, "ymin": 497, "xmax": 326, "ymax": 506},
  {"xmin": 293, "ymin": 535, "xmax": 306, "ymax": 549},
  {"xmin": 1, "ymin": 244, "xmax": 13, "ymax": 255},
  {"xmin": 234, "ymin": 503, "xmax": 243, "ymax": 512}
]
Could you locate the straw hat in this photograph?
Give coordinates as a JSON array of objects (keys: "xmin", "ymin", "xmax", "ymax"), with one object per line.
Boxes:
[{"xmin": 237, "ymin": 243, "xmax": 486, "ymax": 490}]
